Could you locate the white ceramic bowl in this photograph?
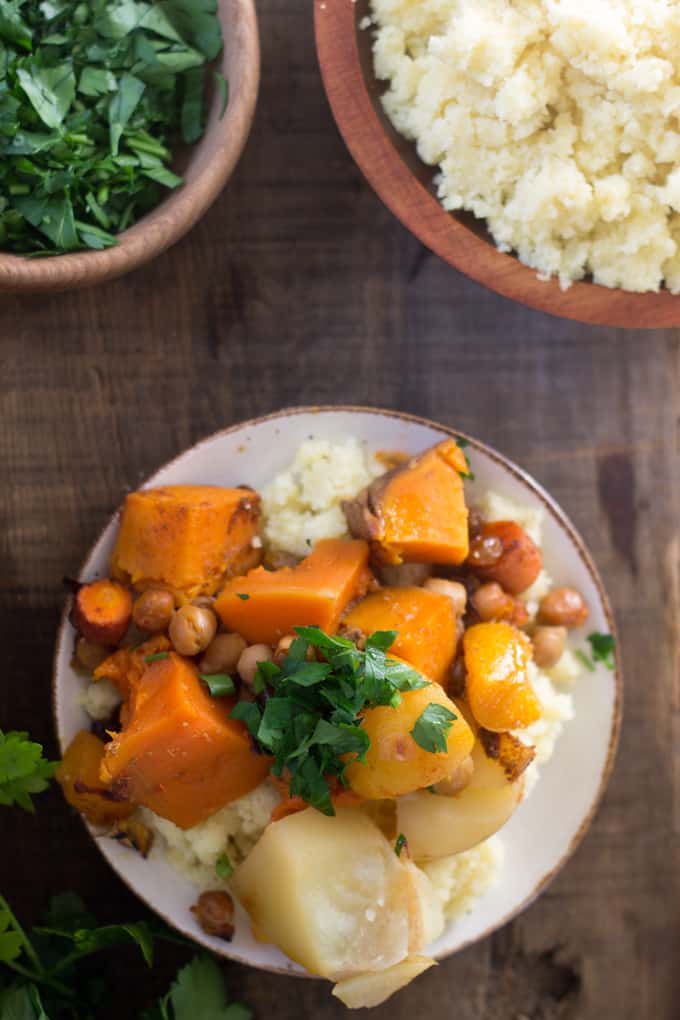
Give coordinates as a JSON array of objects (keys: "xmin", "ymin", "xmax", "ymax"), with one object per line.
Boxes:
[{"xmin": 53, "ymin": 406, "xmax": 622, "ymax": 976}]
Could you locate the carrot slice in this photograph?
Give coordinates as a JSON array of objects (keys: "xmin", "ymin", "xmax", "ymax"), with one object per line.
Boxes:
[{"xmin": 70, "ymin": 579, "xmax": 133, "ymax": 646}]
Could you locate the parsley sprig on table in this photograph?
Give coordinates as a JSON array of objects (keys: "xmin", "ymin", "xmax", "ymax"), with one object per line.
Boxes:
[
  {"xmin": 0, "ymin": 0, "xmax": 225, "ymax": 255},
  {"xmin": 0, "ymin": 729, "xmax": 56, "ymax": 811},
  {"xmin": 0, "ymin": 891, "xmax": 251, "ymax": 1019},
  {"xmin": 231, "ymin": 626, "xmax": 454, "ymax": 816}
]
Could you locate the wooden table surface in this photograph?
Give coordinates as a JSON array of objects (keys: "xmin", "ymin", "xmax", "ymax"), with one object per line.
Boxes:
[{"xmin": 1, "ymin": 4, "xmax": 678, "ymax": 1018}]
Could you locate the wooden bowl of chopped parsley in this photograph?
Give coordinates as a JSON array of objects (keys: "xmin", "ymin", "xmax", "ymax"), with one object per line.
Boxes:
[{"xmin": 0, "ymin": 0, "xmax": 259, "ymax": 291}]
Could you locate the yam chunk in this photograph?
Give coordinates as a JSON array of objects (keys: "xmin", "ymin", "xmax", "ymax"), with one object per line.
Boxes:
[
  {"xmin": 343, "ymin": 439, "xmax": 469, "ymax": 566},
  {"xmin": 111, "ymin": 485, "xmax": 261, "ymax": 601},
  {"xmin": 215, "ymin": 538, "xmax": 371, "ymax": 646},
  {"xmin": 342, "ymin": 586, "xmax": 457, "ymax": 687},
  {"xmin": 101, "ymin": 653, "xmax": 269, "ymax": 828},
  {"xmin": 345, "ymin": 684, "xmax": 474, "ymax": 800},
  {"xmin": 57, "ymin": 730, "xmax": 132, "ymax": 827},
  {"xmin": 463, "ymin": 622, "xmax": 541, "ymax": 732},
  {"xmin": 231, "ymin": 807, "xmax": 439, "ymax": 979}
]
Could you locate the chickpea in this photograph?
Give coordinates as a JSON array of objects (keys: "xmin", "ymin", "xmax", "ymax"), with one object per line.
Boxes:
[
  {"xmin": 471, "ymin": 582, "xmax": 514, "ymax": 622},
  {"xmin": 237, "ymin": 643, "xmax": 274, "ymax": 687},
  {"xmin": 168, "ymin": 604, "xmax": 217, "ymax": 656},
  {"xmin": 468, "ymin": 533, "xmax": 504, "ymax": 569},
  {"xmin": 191, "ymin": 891, "xmax": 234, "ymax": 940},
  {"xmin": 423, "ymin": 578, "xmax": 467, "ymax": 616},
  {"xmin": 191, "ymin": 595, "xmax": 216, "ymax": 610},
  {"xmin": 132, "ymin": 589, "xmax": 175, "ymax": 633},
  {"xmin": 75, "ymin": 636, "xmax": 109, "ymax": 671},
  {"xmin": 538, "ymin": 587, "xmax": 589, "ymax": 629},
  {"xmin": 199, "ymin": 632, "xmax": 247, "ymax": 675},
  {"xmin": 434, "ymin": 755, "xmax": 474, "ymax": 796},
  {"xmin": 532, "ymin": 626, "xmax": 567, "ymax": 669}
]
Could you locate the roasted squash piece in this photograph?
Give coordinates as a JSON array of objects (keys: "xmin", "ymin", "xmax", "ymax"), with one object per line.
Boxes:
[
  {"xmin": 57, "ymin": 730, "xmax": 132, "ymax": 826},
  {"xmin": 345, "ymin": 684, "xmax": 474, "ymax": 799},
  {"xmin": 94, "ymin": 634, "xmax": 171, "ymax": 702},
  {"xmin": 342, "ymin": 586, "xmax": 457, "ymax": 687},
  {"xmin": 463, "ymin": 622, "xmax": 541, "ymax": 732},
  {"xmin": 215, "ymin": 538, "xmax": 372, "ymax": 646},
  {"xmin": 101, "ymin": 653, "xmax": 270, "ymax": 828},
  {"xmin": 111, "ymin": 485, "xmax": 262, "ymax": 601},
  {"xmin": 343, "ymin": 439, "xmax": 469, "ymax": 566}
]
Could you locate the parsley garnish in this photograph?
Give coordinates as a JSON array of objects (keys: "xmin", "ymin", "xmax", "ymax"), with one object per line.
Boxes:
[
  {"xmin": 410, "ymin": 704, "xmax": 457, "ymax": 753},
  {"xmin": 0, "ymin": 891, "xmax": 251, "ymax": 1019},
  {"xmin": 230, "ymin": 626, "xmax": 429, "ymax": 816},
  {"xmin": 235, "ymin": 593, "xmax": 250, "ymax": 601},
  {"xmin": 456, "ymin": 438, "xmax": 475, "ymax": 481},
  {"xmin": 0, "ymin": 0, "xmax": 225, "ymax": 255},
  {"xmin": 145, "ymin": 652, "xmax": 169, "ymax": 664},
  {"xmin": 0, "ymin": 730, "xmax": 56, "ymax": 812},
  {"xmin": 394, "ymin": 833, "xmax": 407, "ymax": 857},
  {"xmin": 575, "ymin": 632, "xmax": 616, "ymax": 673},
  {"xmin": 201, "ymin": 674, "xmax": 236, "ymax": 697},
  {"xmin": 215, "ymin": 853, "xmax": 234, "ymax": 879}
]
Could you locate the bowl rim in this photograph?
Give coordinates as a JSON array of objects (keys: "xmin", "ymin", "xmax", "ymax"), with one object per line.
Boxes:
[
  {"xmin": 52, "ymin": 404, "xmax": 623, "ymax": 976},
  {"xmin": 0, "ymin": 0, "xmax": 260, "ymax": 293},
  {"xmin": 314, "ymin": 0, "xmax": 680, "ymax": 328}
]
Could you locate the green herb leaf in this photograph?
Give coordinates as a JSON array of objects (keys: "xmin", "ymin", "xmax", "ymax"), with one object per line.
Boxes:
[
  {"xmin": 165, "ymin": 955, "xmax": 252, "ymax": 1020},
  {"xmin": 215, "ymin": 853, "xmax": 233, "ymax": 879},
  {"xmin": 0, "ymin": 730, "xmax": 56, "ymax": 812},
  {"xmin": 214, "ymin": 69, "xmax": 228, "ymax": 119},
  {"xmin": 201, "ymin": 674, "xmax": 236, "ymax": 697},
  {"xmin": 394, "ymin": 833, "xmax": 407, "ymax": 857},
  {"xmin": 0, "ymin": 982, "xmax": 47, "ymax": 1020},
  {"xmin": 145, "ymin": 652, "xmax": 169, "ymax": 663},
  {"xmin": 230, "ymin": 701, "xmax": 261, "ymax": 737},
  {"xmin": 587, "ymin": 632, "xmax": 616, "ymax": 670},
  {"xmin": 410, "ymin": 703, "xmax": 457, "ymax": 753},
  {"xmin": 17, "ymin": 60, "xmax": 76, "ymax": 129},
  {"xmin": 235, "ymin": 593, "xmax": 250, "ymax": 601},
  {"xmin": 574, "ymin": 649, "xmax": 596, "ymax": 673}
]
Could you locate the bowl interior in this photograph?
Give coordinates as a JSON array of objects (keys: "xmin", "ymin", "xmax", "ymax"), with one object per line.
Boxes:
[{"xmin": 53, "ymin": 407, "xmax": 621, "ymax": 974}]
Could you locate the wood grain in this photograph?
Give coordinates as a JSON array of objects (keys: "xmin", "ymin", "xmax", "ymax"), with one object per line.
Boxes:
[
  {"xmin": 0, "ymin": 1, "xmax": 679, "ymax": 1017},
  {"xmin": 315, "ymin": 0, "xmax": 680, "ymax": 329},
  {"xmin": 0, "ymin": 0, "xmax": 259, "ymax": 293}
]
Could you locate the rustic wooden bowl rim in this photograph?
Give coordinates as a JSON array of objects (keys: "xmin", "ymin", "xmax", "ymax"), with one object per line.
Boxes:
[
  {"xmin": 0, "ymin": 0, "xmax": 259, "ymax": 293},
  {"xmin": 51, "ymin": 405, "xmax": 623, "ymax": 977},
  {"xmin": 314, "ymin": 0, "xmax": 680, "ymax": 328}
]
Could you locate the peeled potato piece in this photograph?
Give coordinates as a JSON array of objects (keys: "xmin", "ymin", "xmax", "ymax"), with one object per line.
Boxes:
[
  {"xmin": 332, "ymin": 956, "xmax": 437, "ymax": 1009},
  {"xmin": 231, "ymin": 807, "xmax": 441, "ymax": 980},
  {"xmin": 396, "ymin": 741, "xmax": 524, "ymax": 861}
]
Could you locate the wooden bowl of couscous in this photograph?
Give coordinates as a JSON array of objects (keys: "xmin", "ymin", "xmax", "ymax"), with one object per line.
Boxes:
[{"xmin": 315, "ymin": 0, "xmax": 680, "ymax": 327}]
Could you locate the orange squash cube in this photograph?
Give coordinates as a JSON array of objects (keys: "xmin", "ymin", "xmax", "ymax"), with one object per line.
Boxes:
[
  {"xmin": 215, "ymin": 538, "xmax": 372, "ymax": 646},
  {"xmin": 57, "ymin": 730, "xmax": 132, "ymax": 826},
  {"xmin": 344, "ymin": 439, "xmax": 469, "ymax": 566},
  {"xmin": 101, "ymin": 653, "xmax": 270, "ymax": 828},
  {"xmin": 110, "ymin": 484, "xmax": 261, "ymax": 601},
  {"xmin": 342, "ymin": 586, "xmax": 457, "ymax": 687}
]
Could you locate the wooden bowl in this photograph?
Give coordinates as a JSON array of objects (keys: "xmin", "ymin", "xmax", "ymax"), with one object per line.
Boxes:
[
  {"xmin": 315, "ymin": 0, "xmax": 680, "ymax": 328},
  {"xmin": 0, "ymin": 0, "xmax": 259, "ymax": 293},
  {"xmin": 53, "ymin": 407, "xmax": 621, "ymax": 978}
]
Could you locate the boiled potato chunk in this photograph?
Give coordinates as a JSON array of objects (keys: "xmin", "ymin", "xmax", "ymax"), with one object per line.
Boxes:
[
  {"xmin": 231, "ymin": 807, "xmax": 441, "ymax": 979},
  {"xmin": 396, "ymin": 741, "xmax": 524, "ymax": 860},
  {"xmin": 332, "ymin": 956, "xmax": 437, "ymax": 1009},
  {"xmin": 345, "ymin": 684, "xmax": 475, "ymax": 799}
]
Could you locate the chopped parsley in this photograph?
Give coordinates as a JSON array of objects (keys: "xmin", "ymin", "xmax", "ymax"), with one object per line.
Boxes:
[
  {"xmin": 576, "ymin": 632, "xmax": 616, "ymax": 673},
  {"xmin": 235, "ymin": 593, "xmax": 250, "ymax": 601},
  {"xmin": 456, "ymin": 438, "xmax": 475, "ymax": 482},
  {"xmin": 231, "ymin": 626, "xmax": 432, "ymax": 816},
  {"xmin": 144, "ymin": 652, "xmax": 169, "ymax": 664},
  {"xmin": 0, "ymin": 0, "xmax": 226, "ymax": 255},
  {"xmin": 394, "ymin": 833, "xmax": 407, "ymax": 858},
  {"xmin": 201, "ymin": 674, "xmax": 236, "ymax": 697},
  {"xmin": 215, "ymin": 853, "xmax": 234, "ymax": 879},
  {"xmin": 410, "ymin": 703, "xmax": 457, "ymax": 753}
]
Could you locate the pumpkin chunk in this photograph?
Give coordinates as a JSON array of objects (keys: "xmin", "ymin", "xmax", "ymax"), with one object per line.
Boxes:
[
  {"xmin": 343, "ymin": 439, "xmax": 469, "ymax": 566},
  {"xmin": 57, "ymin": 730, "xmax": 132, "ymax": 826},
  {"xmin": 463, "ymin": 622, "xmax": 541, "ymax": 732},
  {"xmin": 110, "ymin": 485, "xmax": 262, "ymax": 601},
  {"xmin": 94, "ymin": 634, "xmax": 171, "ymax": 702},
  {"xmin": 342, "ymin": 586, "xmax": 457, "ymax": 687},
  {"xmin": 101, "ymin": 653, "xmax": 270, "ymax": 828},
  {"xmin": 215, "ymin": 538, "xmax": 372, "ymax": 646}
]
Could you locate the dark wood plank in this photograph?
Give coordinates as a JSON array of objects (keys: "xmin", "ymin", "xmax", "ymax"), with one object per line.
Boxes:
[{"xmin": 1, "ymin": 3, "xmax": 678, "ymax": 1018}]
